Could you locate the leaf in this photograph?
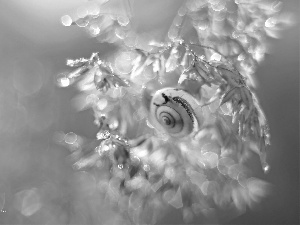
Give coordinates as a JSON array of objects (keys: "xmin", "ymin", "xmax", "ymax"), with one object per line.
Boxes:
[
  {"xmin": 220, "ymin": 87, "xmax": 238, "ymax": 105},
  {"xmin": 195, "ymin": 63, "xmax": 210, "ymax": 81},
  {"xmin": 68, "ymin": 65, "xmax": 89, "ymax": 79}
]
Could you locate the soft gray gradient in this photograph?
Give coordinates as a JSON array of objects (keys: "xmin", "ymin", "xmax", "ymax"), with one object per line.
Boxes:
[{"xmin": 0, "ymin": 0, "xmax": 298, "ymax": 224}]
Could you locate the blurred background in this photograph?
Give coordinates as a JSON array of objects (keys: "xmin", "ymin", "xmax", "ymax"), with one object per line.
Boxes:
[{"xmin": 0, "ymin": 0, "xmax": 298, "ymax": 224}]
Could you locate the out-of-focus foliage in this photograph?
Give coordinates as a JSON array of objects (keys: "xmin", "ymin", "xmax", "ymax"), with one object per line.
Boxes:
[
  {"xmin": 0, "ymin": 0, "xmax": 297, "ymax": 224},
  {"xmin": 54, "ymin": 0, "xmax": 295, "ymax": 224}
]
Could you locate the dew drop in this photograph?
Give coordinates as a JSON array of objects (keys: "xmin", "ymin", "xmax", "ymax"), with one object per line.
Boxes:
[
  {"xmin": 97, "ymin": 130, "xmax": 111, "ymax": 140},
  {"xmin": 117, "ymin": 16, "xmax": 130, "ymax": 26},
  {"xmin": 102, "ymin": 145, "xmax": 110, "ymax": 151},
  {"xmin": 210, "ymin": 53, "xmax": 222, "ymax": 61},
  {"xmin": 115, "ymin": 51, "xmax": 135, "ymax": 75},
  {"xmin": 77, "ymin": 6, "xmax": 88, "ymax": 18},
  {"xmin": 57, "ymin": 76, "xmax": 70, "ymax": 87},
  {"xmin": 61, "ymin": 15, "xmax": 72, "ymax": 26},
  {"xmin": 237, "ymin": 53, "xmax": 246, "ymax": 61},
  {"xmin": 15, "ymin": 189, "xmax": 41, "ymax": 217},
  {"xmin": 237, "ymin": 172, "xmax": 248, "ymax": 188},
  {"xmin": 97, "ymin": 98, "xmax": 108, "ymax": 110},
  {"xmin": 198, "ymin": 22, "xmax": 208, "ymax": 31},
  {"xmin": 203, "ymin": 152, "xmax": 218, "ymax": 168},
  {"xmin": 86, "ymin": 94, "xmax": 99, "ymax": 104},
  {"xmin": 262, "ymin": 163, "xmax": 270, "ymax": 174},
  {"xmin": 124, "ymin": 34, "xmax": 137, "ymax": 47},
  {"xmin": 217, "ymin": 157, "xmax": 235, "ymax": 175},
  {"xmin": 178, "ymin": 6, "xmax": 187, "ymax": 16},
  {"xmin": 89, "ymin": 24, "xmax": 100, "ymax": 36},
  {"xmin": 87, "ymin": 3, "xmax": 100, "ymax": 16},
  {"xmin": 64, "ymin": 132, "xmax": 77, "ymax": 145},
  {"xmin": 228, "ymin": 164, "xmax": 242, "ymax": 180},
  {"xmin": 211, "ymin": 2, "xmax": 225, "ymax": 11},
  {"xmin": 75, "ymin": 18, "xmax": 89, "ymax": 27},
  {"xmin": 265, "ymin": 17, "xmax": 277, "ymax": 28},
  {"xmin": 143, "ymin": 164, "xmax": 150, "ymax": 172},
  {"xmin": 109, "ymin": 118, "xmax": 119, "ymax": 130},
  {"xmin": 118, "ymin": 164, "xmax": 124, "ymax": 169}
]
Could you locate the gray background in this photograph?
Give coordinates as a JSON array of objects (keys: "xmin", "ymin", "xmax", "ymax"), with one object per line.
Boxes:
[{"xmin": 0, "ymin": 0, "xmax": 298, "ymax": 224}]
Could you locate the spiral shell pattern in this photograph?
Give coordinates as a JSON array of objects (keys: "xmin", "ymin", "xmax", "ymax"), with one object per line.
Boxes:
[{"xmin": 149, "ymin": 88, "xmax": 202, "ymax": 138}]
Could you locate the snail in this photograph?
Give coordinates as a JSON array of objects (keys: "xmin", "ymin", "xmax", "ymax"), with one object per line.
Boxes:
[{"xmin": 147, "ymin": 88, "xmax": 203, "ymax": 138}]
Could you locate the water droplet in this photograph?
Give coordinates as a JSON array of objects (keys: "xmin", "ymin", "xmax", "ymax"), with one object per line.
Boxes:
[
  {"xmin": 118, "ymin": 164, "xmax": 124, "ymax": 169},
  {"xmin": 97, "ymin": 98, "xmax": 108, "ymax": 110},
  {"xmin": 211, "ymin": 2, "xmax": 225, "ymax": 11},
  {"xmin": 203, "ymin": 152, "xmax": 218, "ymax": 168},
  {"xmin": 124, "ymin": 33, "xmax": 137, "ymax": 47},
  {"xmin": 178, "ymin": 6, "xmax": 187, "ymax": 16},
  {"xmin": 143, "ymin": 164, "xmax": 150, "ymax": 171},
  {"xmin": 228, "ymin": 164, "xmax": 242, "ymax": 180},
  {"xmin": 57, "ymin": 76, "xmax": 70, "ymax": 87},
  {"xmin": 217, "ymin": 157, "xmax": 235, "ymax": 175},
  {"xmin": 102, "ymin": 145, "xmax": 110, "ymax": 151},
  {"xmin": 109, "ymin": 118, "xmax": 119, "ymax": 130},
  {"xmin": 237, "ymin": 53, "xmax": 246, "ymax": 61},
  {"xmin": 237, "ymin": 172, "xmax": 248, "ymax": 188},
  {"xmin": 86, "ymin": 94, "xmax": 99, "ymax": 105},
  {"xmin": 61, "ymin": 15, "xmax": 72, "ymax": 26},
  {"xmin": 115, "ymin": 51, "xmax": 135, "ymax": 75},
  {"xmin": 197, "ymin": 20, "xmax": 208, "ymax": 30},
  {"xmin": 64, "ymin": 132, "xmax": 77, "ymax": 145},
  {"xmin": 15, "ymin": 189, "xmax": 41, "ymax": 217},
  {"xmin": 210, "ymin": 53, "xmax": 222, "ymax": 61},
  {"xmin": 87, "ymin": 3, "xmax": 100, "ymax": 16},
  {"xmin": 265, "ymin": 17, "xmax": 277, "ymax": 28},
  {"xmin": 89, "ymin": 24, "xmax": 100, "ymax": 36},
  {"xmin": 77, "ymin": 6, "xmax": 88, "ymax": 18},
  {"xmin": 0, "ymin": 193, "xmax": 5, "ymax": 213},
  {"xmin": 262, "ymin": 163, "xmax": 270, "ymax": 174},
  {"xmin": 117, "ymin": 16, "xmax": 130, "ymax": 26},
  {"xmin": 75, "ymin": 18, "xmax": 89, "ymax": 27},
  {"xmin": 97, "ymin": 130, "xmax": 111, "ymax": 140}
]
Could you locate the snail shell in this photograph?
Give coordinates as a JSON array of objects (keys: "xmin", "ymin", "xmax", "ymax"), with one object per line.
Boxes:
[{"xmin": 149, "ymin": 88, "xmax": 202, "ymax": 138}]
